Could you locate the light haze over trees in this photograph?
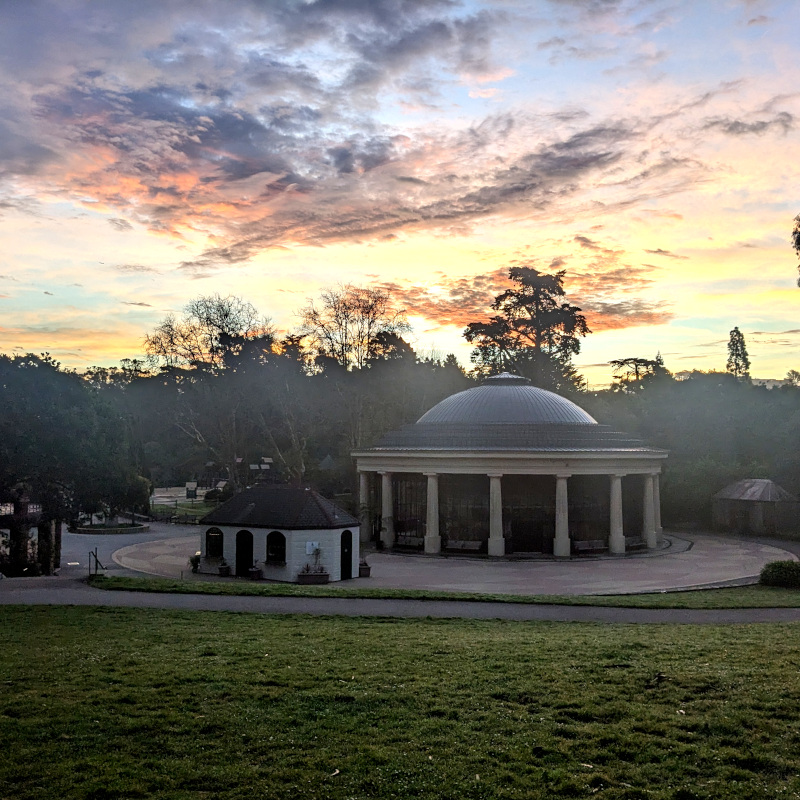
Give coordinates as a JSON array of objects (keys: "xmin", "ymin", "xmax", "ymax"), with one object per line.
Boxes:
[
  {"xmin": 5, "ymin": 278, "xmax": 800, "ymax": 576},
  {"xmin": 0, "ymin": 354, "xmax": 149, "ymax": 575}
]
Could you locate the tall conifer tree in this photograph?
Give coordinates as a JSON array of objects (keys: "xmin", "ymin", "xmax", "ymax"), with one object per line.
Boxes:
[{"xmin": 726, "ymin": 326, "xmax": 750, "ymax": 379}]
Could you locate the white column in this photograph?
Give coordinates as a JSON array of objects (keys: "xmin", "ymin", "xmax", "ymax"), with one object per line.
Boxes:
[
  {"xmin": 653, "ymin": 472, "xmax": 663, "ymax": 537},
  {"xmin": 553, "ymin": 475, "xmax": 571, "ymax": 557},
  {"xmin": 358, "ymin": 471, "xmax": 370, "ymax": 543},
  {"xmin": 488, "ymin": 474, "xmax": 504, "ymax": 556},
  {"xmin": 609, "ymin": 474, "xmax": 625, "ymax": 555},
  {"xmin": 379, "ymin": 471, "xmax": 395, "ymax": 549},
  {"xmin": 424, "ymin": 473, "xmax": 440, "ymax": 554},
  {"xmin": 643, "ymin": 473, "xmax": 657, "ymax": 549}
]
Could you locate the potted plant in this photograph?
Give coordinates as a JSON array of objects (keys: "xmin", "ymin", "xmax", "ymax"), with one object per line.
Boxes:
[
  {"xmin": 218, "ymin": 558, "xmax": 231, "ymax": 577},
  {"xmin": 359, "ymin": 558, "xmax": 371, "ymax": 578},
  {"xmin": 297, "ymin": 563, "xmax": 330, "ymax": 584},
  {"xmin": 297, "ymin": 547, "xmax": 329, "ymax": 584},
  {"xmin": 248, "ymin": 561, "xmax": 263, "ymax": 580}
]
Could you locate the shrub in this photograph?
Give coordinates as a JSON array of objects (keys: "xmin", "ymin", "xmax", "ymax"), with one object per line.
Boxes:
[{"xmin": 759, "ymin": 560, "xmax": 800, "ymax": 588}]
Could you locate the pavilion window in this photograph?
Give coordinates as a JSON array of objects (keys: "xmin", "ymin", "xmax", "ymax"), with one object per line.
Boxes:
[{"xmin": 266, "ymin": 531, "xmax": 286, "ymax": 564}]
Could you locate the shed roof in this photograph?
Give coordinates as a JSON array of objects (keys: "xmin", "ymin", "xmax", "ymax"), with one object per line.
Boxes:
[
  {"xmin": 713, "ymin": 479, "xmax": 798, "ymax": 503},
  {"xmin": 200, "ymin": 485, "xmax": 358, "ymax": 530}
]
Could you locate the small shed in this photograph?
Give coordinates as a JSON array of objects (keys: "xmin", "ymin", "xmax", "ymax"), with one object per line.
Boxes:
[
  {"xmin": 712, "ymin": 479, "xmax": 800, "ymax": 536},
  {"xmin": 198, "ymin": 485, "xmax": 360, "ymax": 582}
]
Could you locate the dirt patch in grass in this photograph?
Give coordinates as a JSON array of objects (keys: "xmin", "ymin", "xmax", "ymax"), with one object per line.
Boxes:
[{"xmin": 1, "ymin": 607, "xmax": 799, "ymax": 799}]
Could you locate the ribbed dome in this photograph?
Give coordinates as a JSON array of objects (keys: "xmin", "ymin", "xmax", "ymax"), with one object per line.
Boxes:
[{"xmin": 417, "ymin": 373, "xmax": 596, "ymax": 426}]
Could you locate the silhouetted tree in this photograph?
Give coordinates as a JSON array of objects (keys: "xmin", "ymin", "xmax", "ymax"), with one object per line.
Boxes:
[
  {"xmin": 0, "ymin": 354, "xmax": 147, "ymax": 575},
  {"xmin": 610, "ymin": 354, "xmax": 670, "ymax": 392},
  {"xmin": 726, "ymin": 327, "xmax": 751, "ymax": 380},
  {"xmin": 298, "ymin": 285, "xmax": 411, "ymax": 370},
  {"xmin": 145, "ymin": 294, "xmax": 274, "ymax": 371},
  {"xmin": 464, "ymin": 266, "xmax": 589, "ymax": 391}
]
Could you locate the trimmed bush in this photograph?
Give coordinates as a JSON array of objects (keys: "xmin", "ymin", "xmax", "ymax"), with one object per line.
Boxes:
[{"xmin": 759, "ymin": 560, "xmax": 800, "ymax": 588}]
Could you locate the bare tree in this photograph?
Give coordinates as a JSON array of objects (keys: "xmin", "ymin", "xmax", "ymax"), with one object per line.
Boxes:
[
  {"xmin": 145, "ymin": 294, "xmax": 274, "ymax": 370},
  {"xmin": 298, "ymin": 285, "xmax": 411, "ymax": 370}
]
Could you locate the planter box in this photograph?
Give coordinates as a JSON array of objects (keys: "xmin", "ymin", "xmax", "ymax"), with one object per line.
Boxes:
[
  {"xmin": 297, "ymin": 572, "xmax": 330, "ymax": 585},
  {"xmin": 218, "ymin": 565, "xmax": 231, "ymax": 577},
  {"xmin": 359, "ymin": 565, "xmax": 371, "ymax": 578},
  {"xmin": 248, "ymin": 567, "xmax": 263, "ymax": 581}
]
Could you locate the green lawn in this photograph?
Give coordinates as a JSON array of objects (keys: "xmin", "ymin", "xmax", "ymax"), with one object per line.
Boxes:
[
  {"xmin": 1, "ymin": 607, "xmax": 799, "ymax": 799},
  {"xmin": 151, "ymin": 500, "xmax": 217, "ymax": 517},
  {"xmin": 90, "ymin": 574, "xmax": 800, "ymax": 608}
]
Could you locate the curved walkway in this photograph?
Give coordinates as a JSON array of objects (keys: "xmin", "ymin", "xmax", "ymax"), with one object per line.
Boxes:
[
  {"xmin": 109, "ymin": 528, "xmax": 795, "ymax": 596},
  {"xmin": 1, "ymin": 526, "xmax": 799, "ymax": 623},
  {"xmin": 2, "ymin": 576, "xmax": 800, "ymax": 623}
]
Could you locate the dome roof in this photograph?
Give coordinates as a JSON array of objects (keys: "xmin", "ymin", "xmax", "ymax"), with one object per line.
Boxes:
[{"xmin": 417, "ymin": 373, "xmax": 596, "ymax": 426}]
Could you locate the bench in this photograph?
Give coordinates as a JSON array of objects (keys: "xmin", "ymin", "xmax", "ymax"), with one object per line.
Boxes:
[
  {"xmin": 395, "ymin": 535, "xmax": 424, "ymax": 548},
  {"xmin": 572, "ymin": 539, "xmax": 606, "ymax": 555},
  {"xmin": 445, "ymin": 540, "xmax": 483, "ymax": 552},
  {"xmin": 624, "ymin": 536, "xmax": 648, "ymax": 552}
]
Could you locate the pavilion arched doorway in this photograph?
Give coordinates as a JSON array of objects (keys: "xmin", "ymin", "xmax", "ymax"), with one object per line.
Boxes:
[
  {"xmin": 340, "ymin": 530, "xmax": 353, "ymax": 579},
  {"xmin": 236, "ymin": 530, "xmax": 253, "ymax": 576}
]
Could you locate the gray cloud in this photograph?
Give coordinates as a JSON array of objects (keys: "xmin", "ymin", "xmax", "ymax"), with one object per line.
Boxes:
[
  {"xmin": 702, "ymin": 112, "xmax": 793, "ymax": 136},
  {"xmin": 644, "ymin": 248, "xmax": 688, "ymax": 259},
  {"xmin": 122, "ymin": 301, "xmax": 153, "ymax": 307},
  {"xmin": 0, "ymin": 119, "xmax": 57, "ymax": 178},
  {"xmin": 0, "ymin": 0, "xmax": 793, "ymax": 282},
  {"xmin": 113, "ymin": 264, "xmax": 159, "ymax": 273}
]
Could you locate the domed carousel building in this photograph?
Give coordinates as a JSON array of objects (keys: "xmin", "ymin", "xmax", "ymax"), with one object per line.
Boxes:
[{"xmin": 353, "ymin": 374, "xmax": 667, "ymax": 557}]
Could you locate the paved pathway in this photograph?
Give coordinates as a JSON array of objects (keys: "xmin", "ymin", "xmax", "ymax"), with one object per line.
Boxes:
[
  {"xmin": 107, "ymin": 526, "xmax": 795, "ymax": 596},
  {"xmin": 2, "ymin": 524, "xmax": 800, "ymax": 623},
  {"xmin": 2, "ymin": 575, "xmax": 800, "ymax": 623}
]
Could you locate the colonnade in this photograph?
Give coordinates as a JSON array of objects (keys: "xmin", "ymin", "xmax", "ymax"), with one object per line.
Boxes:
[{"xmin": 359, "ymin": 470, "xmax": 663, "ymax": 557}]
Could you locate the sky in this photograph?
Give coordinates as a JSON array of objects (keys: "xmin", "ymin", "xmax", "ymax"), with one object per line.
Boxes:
[{"xmin": 0, "ymin": 0, "xmax": 798, "ymax": 387}]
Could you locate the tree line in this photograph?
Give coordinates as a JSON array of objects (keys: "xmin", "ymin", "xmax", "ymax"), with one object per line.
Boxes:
[{"xmin": 2, "ymin": 266, "xmax": 799, "ymax": 575}]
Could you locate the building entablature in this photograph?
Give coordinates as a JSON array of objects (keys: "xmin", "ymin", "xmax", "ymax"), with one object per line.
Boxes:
[{"xmin": 354, "ymin": 449, "xmax": 667, "ymax": 476}]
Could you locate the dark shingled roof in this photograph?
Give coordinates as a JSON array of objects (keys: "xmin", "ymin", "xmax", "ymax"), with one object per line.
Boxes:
[
  {"xmin": 373, "ymin": 423, "xmax": 658, "ymax": 452},
  {"xmin": 713, "ymin": 479, "xmax": 798, "ymax": 503},
  {"xmin": 200, "ymin": 486, "xmax": 358, "ymax": 530}
]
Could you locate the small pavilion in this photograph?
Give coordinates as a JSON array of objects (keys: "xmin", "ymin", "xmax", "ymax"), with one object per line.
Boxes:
[
  {"xmin": 198, "ymin": 485, "xmax": 360, "ymax": 581},
  {"xmin": 353, "ymin": 374, "xmax": 667, "ymax": 557}
]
